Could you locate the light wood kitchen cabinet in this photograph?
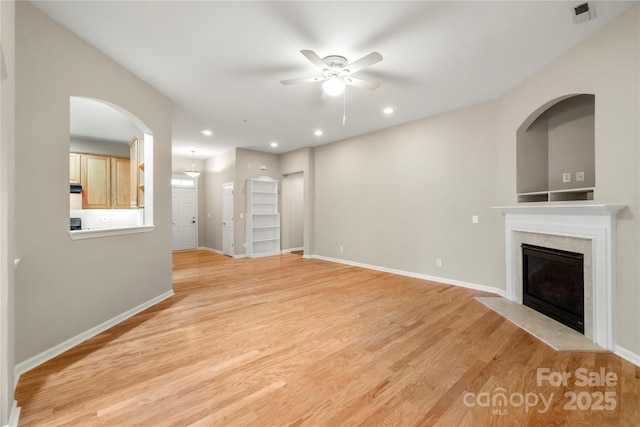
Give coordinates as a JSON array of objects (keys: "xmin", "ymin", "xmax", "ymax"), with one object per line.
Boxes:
[
  {"xmin": 81, "ymin": 154, "xmax": 111, "ymax": 209},
  {"xmin": 129, "ymin": 136, "xmax": 145, "ymax": 208},
  {"xmin": 69, "ymin": 153, "xmax": 81, "ymax": 184},
  {"xmin": 77, "ymin": 153, "xmax": 130, "ymax": 209},
  {"xmin": 111, "ymin": 157, "xmax": 130, "ymax": 209}
]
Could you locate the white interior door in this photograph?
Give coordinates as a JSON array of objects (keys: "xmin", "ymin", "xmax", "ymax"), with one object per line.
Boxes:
[
  {"xmin": 172, "ymin": 186, "xmax": 197, "ymax": 251},
  {"xmin": 222, "ymin": 182, "xmax": 234, "ymax": 256}
]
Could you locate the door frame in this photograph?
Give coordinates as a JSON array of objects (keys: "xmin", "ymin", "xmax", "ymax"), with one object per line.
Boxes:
[
  {"xmin": 222, "ymin": 182, "xmax": 234, "ymax": 256},
  {"xmin": 171, "ymin": 175, "xmax": 198, "ymax": 250},
  {"xmin": 281, "ymin": 172, "xmax": 304, "ymax": 253}
]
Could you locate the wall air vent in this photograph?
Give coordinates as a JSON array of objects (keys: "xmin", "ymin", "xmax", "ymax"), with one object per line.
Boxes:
[{"xmin": 572, "ymin": 2, "xmax": 595, "ymax": 25}]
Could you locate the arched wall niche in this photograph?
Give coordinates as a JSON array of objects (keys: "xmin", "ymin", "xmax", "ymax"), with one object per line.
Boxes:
[{"xmin": 516, "ymin": 94, "xmax": 595, "ymax": 202}]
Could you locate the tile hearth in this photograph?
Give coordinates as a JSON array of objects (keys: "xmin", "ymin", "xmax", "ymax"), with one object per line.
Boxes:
[{"xmin": 476, "ymin": 297, "xmax": 607, "ymax": 352}]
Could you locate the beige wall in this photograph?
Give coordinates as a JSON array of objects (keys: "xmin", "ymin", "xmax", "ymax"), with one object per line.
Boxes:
[
  {"xmin": 14, "ymin": 2, "xmax": 173, "ymax": 364},
  {"xmin": 313, "ymin": 100, "xmax": 503, "ymax": 286}
]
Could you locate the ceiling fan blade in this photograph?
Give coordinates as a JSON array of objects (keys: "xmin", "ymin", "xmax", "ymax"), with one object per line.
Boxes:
[
  {"xmin": 280, "ymin": 76, "xmax": 327, "ymax": 85},
  {"xmin": 300, "ymin": 50, "xmax": 328, "ymax": 71},
  {"xmin": 344, "ymin": 52, "xmax": 383, "ymax": 74},
  {"xmin": 344, "ymin": 76, "xmax": 381, "ymax": 91}
]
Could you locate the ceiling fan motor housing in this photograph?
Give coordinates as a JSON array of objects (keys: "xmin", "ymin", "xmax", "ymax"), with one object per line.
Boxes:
[{"xmin": 322, "ymin": 55, "xmax": 349, "ymax": 73}]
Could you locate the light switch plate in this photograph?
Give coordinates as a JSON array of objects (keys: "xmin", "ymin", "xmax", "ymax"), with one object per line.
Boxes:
[{"xmin": 576, "ymin": 172, "xmax": 585, "ymax": 182}]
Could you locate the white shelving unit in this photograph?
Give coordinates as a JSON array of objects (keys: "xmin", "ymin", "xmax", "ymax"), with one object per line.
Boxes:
[{"xmin": 246, "ymin": 176, "xmax": 280, "ymax": 258}]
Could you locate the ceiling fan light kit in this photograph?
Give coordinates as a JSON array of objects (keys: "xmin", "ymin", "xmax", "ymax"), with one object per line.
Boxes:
[{"xmin": 322, "ymin": 75, "xmax": 346, "ymax": 97}]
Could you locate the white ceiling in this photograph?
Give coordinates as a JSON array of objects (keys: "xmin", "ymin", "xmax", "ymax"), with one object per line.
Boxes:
[{"xmin": 32, "ymin": 1, "xmax": 637, "ymax": 159}]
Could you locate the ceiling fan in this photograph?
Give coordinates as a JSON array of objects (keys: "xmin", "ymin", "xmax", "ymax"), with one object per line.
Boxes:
[{"xmin": 281, "ymin": 50, "xmax": 383, "ymax": 96}]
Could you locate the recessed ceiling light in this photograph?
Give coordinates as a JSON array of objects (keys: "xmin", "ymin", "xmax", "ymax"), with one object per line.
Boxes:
[
  {"xmin": 270, "ymin": 142, "xmax": 278, "ymax": 147},
  {"xmin": 383, "ymin": 107, "xmax": 395, "ymax": 115},
  {"xmin": 201, "ymin": 129, "xmax": 212, "ymax": 136},
  {"xmin": 314, "ymin": 129, "xmax": 323, "ymax": 136}
]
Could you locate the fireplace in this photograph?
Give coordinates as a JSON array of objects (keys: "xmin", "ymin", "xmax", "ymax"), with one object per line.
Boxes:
[
  {"xmin": 494, "ymin": 204, "xmax": 624, "ymax": 350},
  {"xmin": 522, "ymin": 244, "xmax": 584, "ymax": 334}
]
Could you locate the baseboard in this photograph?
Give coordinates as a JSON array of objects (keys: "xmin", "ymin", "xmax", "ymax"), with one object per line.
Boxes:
[
  {"xmin": 311, "ymin": 255, "xmax": 507, "ymax": 297},
  {"xmin": 2, "ymin": 400, "xmax": 20, "ymax": 427},
  {"xmin": 198, "ymin": 246, "xmax": 223, "ymax": 255},
  {"xmin": 14, "ymin": 289, "xmax": 175, "ymax": 383},
  {"xmin": 282, "ymin": 247, "xmax": 304, "ymax": 254},
  {"xmin": 615, "ymin": 345, "xmax": 640, "ymax": 367},
  {"xmin": 198, "ymin": 246, "xmax": 245, "ymax": 259}
]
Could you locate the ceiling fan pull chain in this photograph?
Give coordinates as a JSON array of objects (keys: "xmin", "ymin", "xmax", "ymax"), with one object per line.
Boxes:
[{"xmin": 343, "ymin": 89, "xmax": 347, "ymax": 127}]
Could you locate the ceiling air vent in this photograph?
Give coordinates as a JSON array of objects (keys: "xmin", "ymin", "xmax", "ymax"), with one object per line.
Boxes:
[{"xmin": 572, "ymin": 2, "xmax": 595, "ymax": 25}]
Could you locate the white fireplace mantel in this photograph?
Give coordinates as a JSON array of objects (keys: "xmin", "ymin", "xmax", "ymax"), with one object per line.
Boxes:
[
  {"xmin": 493, "ymin": 203, "xmax": 625, "ymax": 351},
  {"xmin": 494, "ymin": 204, "xmax": 624, "ymax": 216}
]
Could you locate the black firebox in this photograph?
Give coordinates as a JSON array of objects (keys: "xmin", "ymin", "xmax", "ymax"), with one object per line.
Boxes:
[{"xmin": 522, "ymin": 244, "xmax": 585, "ymax": 334}]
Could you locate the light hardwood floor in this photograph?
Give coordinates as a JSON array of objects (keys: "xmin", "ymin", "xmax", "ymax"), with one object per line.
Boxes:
[{"xmin": 15, "ymin": 250, "xmax": 640, "ymax": 426}]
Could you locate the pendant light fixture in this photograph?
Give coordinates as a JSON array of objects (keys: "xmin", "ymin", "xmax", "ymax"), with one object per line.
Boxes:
[{"xmin": 184, "ymin": 150, "xmax": 201, "ymax": 177}]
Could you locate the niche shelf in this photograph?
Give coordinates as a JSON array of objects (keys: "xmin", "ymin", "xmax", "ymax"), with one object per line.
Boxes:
[{"xmin": 517, "ymin": 188, "xmax": 594, "ymax": 203}]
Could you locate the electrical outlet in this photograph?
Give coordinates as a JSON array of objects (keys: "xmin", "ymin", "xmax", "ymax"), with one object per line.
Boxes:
[
  {"xmin": 576, "ymin": 172, "xmax": 585, "ymax": 182},
  {"xmin": 436, "ymin": 259, "xmax": 442, "ymax": 267},
  {"xmin": 562, "ymin": 172, "xmax": 571, "ymax": 183},
  {"xmin": 472, "ymin": 215, "xmax": 479, "ymax": 224},
  {"xmin": 339, "ymin": 246, "xmax": 344, "ymax": 253}
]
